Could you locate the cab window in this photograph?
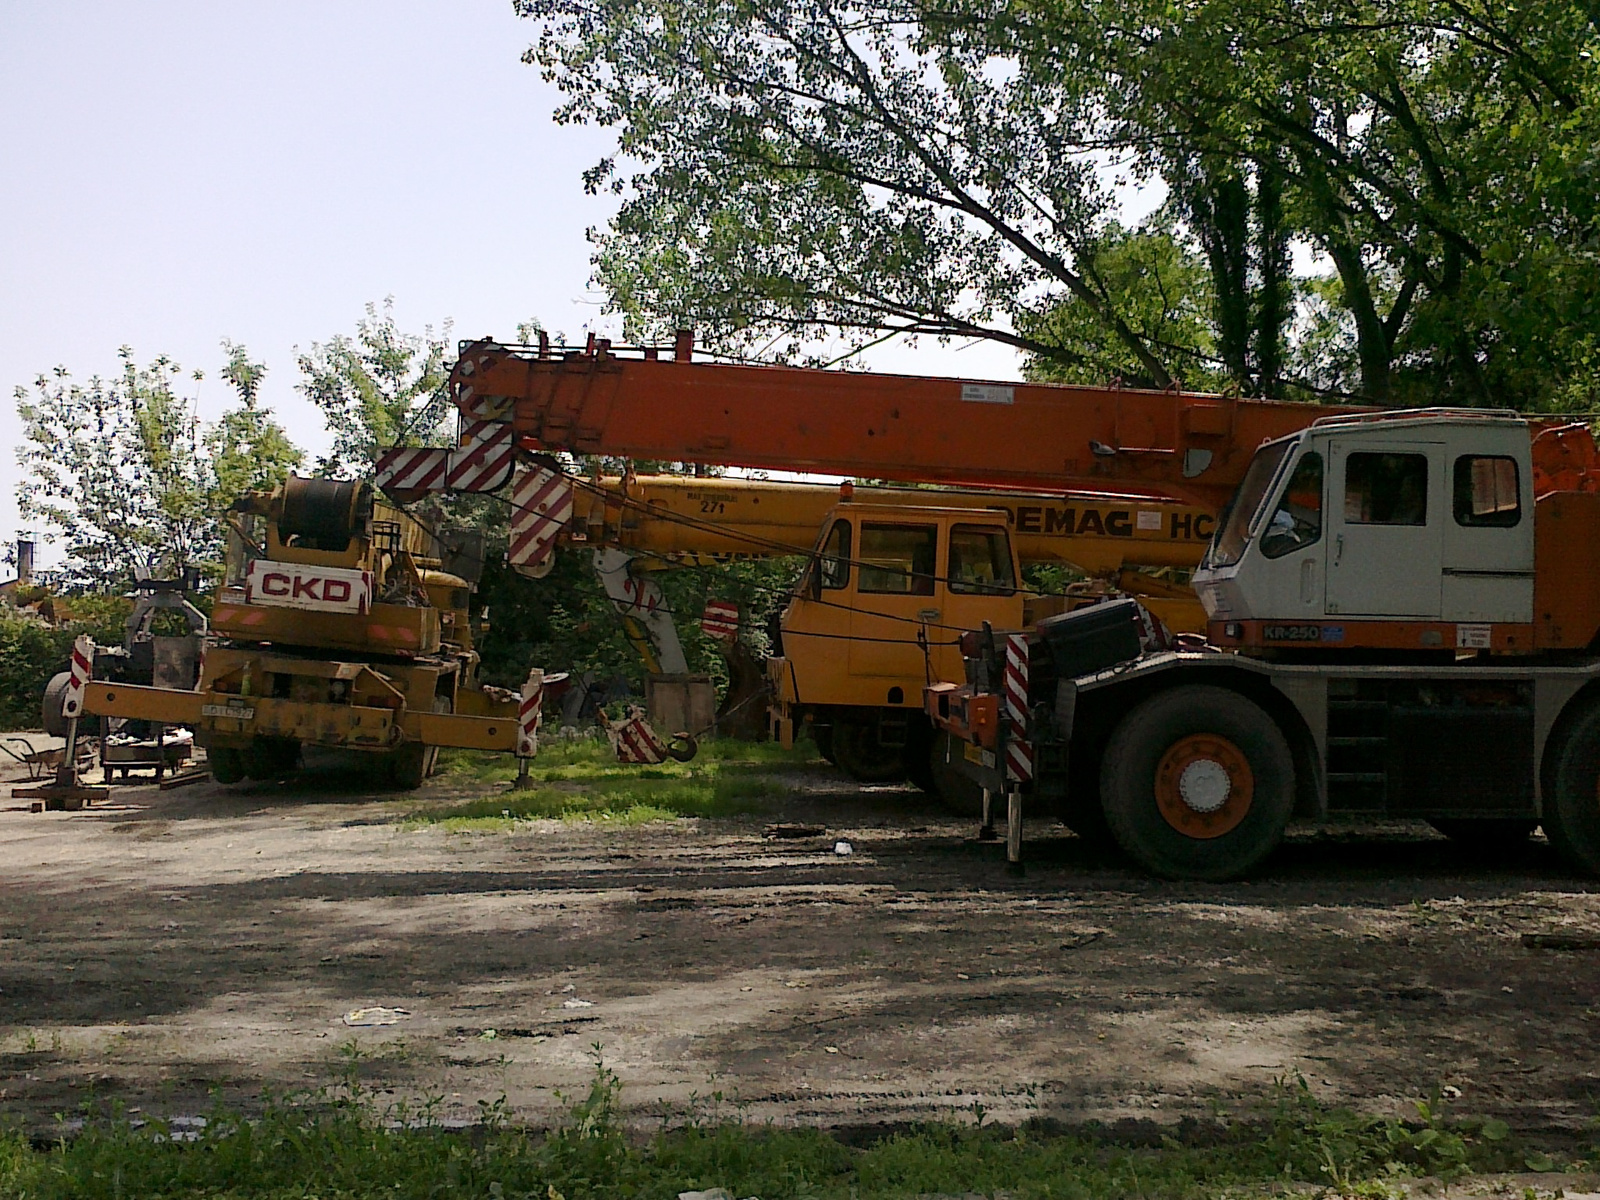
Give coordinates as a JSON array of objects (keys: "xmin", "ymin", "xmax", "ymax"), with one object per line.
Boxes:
[
  {"xmin": 1260, "ymin": 452, "xmax": 1323, "ymax": 559},
  {"xmin": 1454, "ymin": 455, "xmax": 1521, "ymax": 528},
  {"xmin": 858, "ymin": 523, "xmax": 937, "ymax": 595},
  {"xmin": 1345, "ymin": 453, "xmax": 1428, "ymax": 526},
  {"xmin": 947, "ymin": 525, "xmax": 1015, "ymax": 594},
  {"xmin": 1208, "ymin": 439, "xmax": 1291, "ymax": 567},
  {"xmin": 819, "ymin": 518, "xmax": 851, "ymax": 590}
]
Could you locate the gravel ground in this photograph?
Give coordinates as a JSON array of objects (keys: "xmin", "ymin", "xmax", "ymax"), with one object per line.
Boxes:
[{"xmin": 1, "ymin": 751, "xmax": 1597, "ymax": 1136}]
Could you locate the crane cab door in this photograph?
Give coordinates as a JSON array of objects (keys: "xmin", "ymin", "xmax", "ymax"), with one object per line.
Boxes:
[
  {"xmin": 846, "ymin": 518, "xmax": 1023, "ymax": 690},
  {"xmin": 1438, "ymin": 435, "xmax": 1534, "ymax": 624},
  {"xmin": 939, "ymin": 522, "xmax": 1023, "ymax": 665},
  {"xmin": 1325, "ymin": 440, "xmax": 1445, "ymax": 619},
  {"xmin": 848, "ymin": 520, "xmax": 944, "ymax": 685}
]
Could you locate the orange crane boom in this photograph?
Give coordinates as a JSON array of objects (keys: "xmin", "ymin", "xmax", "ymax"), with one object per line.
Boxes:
[{"xmin": 452, "ymin": 337, "xmax": 1359, "ymax": 510}]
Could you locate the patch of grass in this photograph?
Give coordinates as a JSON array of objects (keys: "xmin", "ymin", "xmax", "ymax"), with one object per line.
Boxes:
[
  {"xmin": 412, "ymin": 764, "xmax": 787, "ymax": 829},
  {"xmin": 0, "ymin": 1066, "xmax": 1586, "ymax": 1200},
  {"xmin": 437, "ymin": 735, "xmax": 820, "ymax": 788}
]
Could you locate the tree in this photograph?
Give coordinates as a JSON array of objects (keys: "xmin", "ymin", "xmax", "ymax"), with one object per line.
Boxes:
[
  {"xmin": 1062, "ymin": 0, "xmax": 1600, "ymax": 403},
  {"xmin": 523, "ymin": 0, "xmax": 1599, "ymax": 408},
  {"xmin": 208, "ymin": 341, "xmax": 305, "ymax": 506},
  {"xmin": 1020, "ymin": 221, "xmax": 1224, "ymax": 391},
  {"xmin": 523, "ymin": 0, "xmax": 1175, "ymax": 381},
  {"xmin": 15, "ymin": 345, "xmax": 302, "ymax": 591},
  {"xmin": 297, "ymin": 300, "xmax": 454, "ymax": 477}
]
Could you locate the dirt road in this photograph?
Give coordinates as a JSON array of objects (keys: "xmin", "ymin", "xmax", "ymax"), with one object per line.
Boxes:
[{"xmin": 2, "ymin": 753, "xmax": 1597, "ymax": 1135}]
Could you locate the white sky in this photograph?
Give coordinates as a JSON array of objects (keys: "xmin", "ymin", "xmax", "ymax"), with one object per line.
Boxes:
[{"xmin": 0, "ymin": 2, "xmax": 1040, "ymax": 560}]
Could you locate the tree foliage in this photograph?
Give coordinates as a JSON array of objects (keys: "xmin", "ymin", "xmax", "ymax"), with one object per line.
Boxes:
[
  {"xmin": 297, "ymin": 299, "xmax": 454, "ymax": 477},
  {"xmin": 15, "ymin": 346, "xmax": 301, "ymax": 590},
  {"xmin": 523, "ymin": 0, "xmax": 1600, "ymax": 407}
]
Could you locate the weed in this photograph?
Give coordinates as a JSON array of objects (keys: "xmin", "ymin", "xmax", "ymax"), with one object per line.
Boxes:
[{"xmin": 0, "ymin": 1067, "xmax": 1579, "ymax": 1199}]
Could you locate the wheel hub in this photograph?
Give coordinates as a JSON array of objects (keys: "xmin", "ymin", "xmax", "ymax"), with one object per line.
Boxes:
[
  {"xmin": 1177, "ymin": 759, "xmax": 1232, "ymax": 813},
  {"xmin": 1154, "ymin": 733, "xmax": 1254, "ymax": 839}
]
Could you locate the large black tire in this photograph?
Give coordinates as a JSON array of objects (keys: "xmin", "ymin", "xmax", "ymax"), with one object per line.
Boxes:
[
  {"xmin": 384, "ymin": 697, "xmax": 449, "ymax": 790},
  {"xmin": 1428, "ymin": 818, "xmax": 1538, "ymax": 852},
  {"xmin": 811, "ymin": 724, "xmax": 837, "ymax": 766},
  {"xmin": 1100, "ymin": 685, "xmax": 1295, "ymax": 881},
  {"xmin": 42, "ymin": 671, "xmax": 72, "ymax": 738},
  {"xmin": 903, "ymin": 717, "xmax": 936, "ymax": 796},
  {"xmin": 385, "ymin": 742, "xmax": 431, "ymax": 790},
  {"xmin": 245, "ymin": 736, "xmax": 300, "ymax": 780},
  {"xmin": 209, "ymin": 746, "xmax": 247, "ymax": 785},
  {"xmin": 1543, "ymin": 701, "xmax": 1600, "ymax": 875},
  {"xmin": 831, "ymin": 717, "xmax": 907, "ymax": 784}
]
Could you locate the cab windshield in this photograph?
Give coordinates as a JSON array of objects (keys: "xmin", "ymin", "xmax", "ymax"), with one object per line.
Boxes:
[{"xmin": 1205, "ymin": 439, "xmax": 1293, "ymax": 568}]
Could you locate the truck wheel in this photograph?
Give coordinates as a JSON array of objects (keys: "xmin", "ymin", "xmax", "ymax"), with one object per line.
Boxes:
[
  {"xmin": 1100, "ymin": 685, "xmax": 1294, "ymax": 881},
  {"xmin": 830, "ymin": 717, "xmax": 907, "ymax": 784},
  {"xmin": 1542, "ymin": 701, "xmax": 1600, "ymax": 875},
  {"xmin": 811, "ymin": 724, "xmax": 837, "ymax": 766},
  {"xmin": 209, "ymin": 746, "xmax": 246, "ymax": 785},
  {"xmin": 42, "ymin": 671, "xmax": 71, "ymax": 738},
  {"xmin": 1427, "ymin": 818, "xmax": 1537, "ymax": 852},
  {"xmin": 244, "ymin": 737, "xmax": 300, "ymax": 780},
  {"xmin": 385, "ymin": 697, "xmax": 449, "ymax": 790},
  {"xmin": 903, "ymin": 717, "xmax": 936, "ymax": 795},
  {"xmin": 386, "ymin": 743, "xmax": 430, "ymax": 789}
]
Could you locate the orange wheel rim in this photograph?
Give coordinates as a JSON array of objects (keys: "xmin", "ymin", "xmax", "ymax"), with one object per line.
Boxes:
[{"xmin": 1154, "ymin": 733, "xmax": 1253, "ymax": 839}]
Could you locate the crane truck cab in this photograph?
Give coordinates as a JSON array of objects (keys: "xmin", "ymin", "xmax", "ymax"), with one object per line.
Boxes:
[
  {"xmin": 926, "ymin": 409, "xmax": 1600, "ymax": 882},
  {"xmin": 1194, "ymin": 410, "xmax": 1537, "ymax": 650},
  {"xmin": 769, "ymin": 501, "xmax": 1023, "ymax": 793}
]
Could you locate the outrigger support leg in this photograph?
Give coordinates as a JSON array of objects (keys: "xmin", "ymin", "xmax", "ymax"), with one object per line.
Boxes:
[
  {"xmin": 1005, "ymin": 790, "xmax": 1024, "ymax": 876},
  {"xmin": 16, "ymin": 636, "xmax": 111, "ymax": 811},
  {"xmin": 978, "ymin": 787, "xmax": 998, "ymax": 842}
]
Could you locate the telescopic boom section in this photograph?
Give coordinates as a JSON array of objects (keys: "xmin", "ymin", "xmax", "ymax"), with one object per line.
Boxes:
[{"xmin": 451, "ymin": 339, "xmax": 1359, "ymax": 511}]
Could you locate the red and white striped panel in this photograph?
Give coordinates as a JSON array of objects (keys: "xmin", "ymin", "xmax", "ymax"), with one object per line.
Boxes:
[
  {"xmin": 508, "ymin": 465, "xmax": 574, "ymax": 578},
  {"xmin": 608, "ymin": 706, "xmax": 670, "ymax": 765},
  {"xmin": 456, "ymin": 388, "xmax": 513, "ymax": 423},
  {"xmin": 1003, "ymin": 632, "xmax": 1033, "ymax": 785},
  {"xmin": 700, "ymin": 599, "xmax": 739, "ymax": 642},
  {"xmin": 1134, "ymin": 602, "xmax": 1173, "ymax": 653},
  {"xmin": 61, "ymin": 635, "xmax": 93, "ymax": 720},
  {"xmin": 444, "ymin": 420, "xmax": 517, "ymax": 493},
  {"xmin": 517, "ymin": 668, "xmax": 544, "ymax": 758},
  {"xmin": 374, "ymin": 446, "xmax": 450, "ymax": 497}
]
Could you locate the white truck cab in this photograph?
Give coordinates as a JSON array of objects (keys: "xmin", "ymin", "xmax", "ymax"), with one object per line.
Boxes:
[{"xmin": 1193, "ymin": 411, "xmax": 1535, "ymax": 636}]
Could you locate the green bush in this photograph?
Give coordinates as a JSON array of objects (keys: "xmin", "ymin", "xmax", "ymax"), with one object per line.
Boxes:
[{"xmin": 0, "ymin": 597, "xmax": 130, "ymax": 731}]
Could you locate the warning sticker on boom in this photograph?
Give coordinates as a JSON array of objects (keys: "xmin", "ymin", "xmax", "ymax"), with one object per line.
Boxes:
[{"xmin": 961, "ymin": 384, "xmax": 1015, "ymax": 405}]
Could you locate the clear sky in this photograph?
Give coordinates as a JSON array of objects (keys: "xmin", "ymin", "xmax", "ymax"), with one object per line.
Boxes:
[{"xmin": 0, "ymin": 1, "xmax": 1026, "ymax": 560}]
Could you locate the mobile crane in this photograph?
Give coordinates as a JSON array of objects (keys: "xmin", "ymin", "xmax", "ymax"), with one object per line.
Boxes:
[
  {"xmin": 445, "ymin": 336, "xmax": 1600, "ymax": 879},
  {"xmin": 923, "ymin": 408, "xmax": 1600, "ymax": 878},
  {"xmin": 65, "ymin": 477, "xmax": 531, "ymax": 786},
  {"xmin": 538, "ymin": 469, "xmax": 1212, "ymax": 795},
  {"xmin": 426, "ymin": 332, "xmax": 1352, "ymax": 794}
]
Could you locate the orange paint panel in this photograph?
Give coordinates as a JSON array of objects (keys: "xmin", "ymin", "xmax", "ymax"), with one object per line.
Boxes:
[{"xmin": 1534, "ymin": 491, "xmax": 1600, "ymax": 649}]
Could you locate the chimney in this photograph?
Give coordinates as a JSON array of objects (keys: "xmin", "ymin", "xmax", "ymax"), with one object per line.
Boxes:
[{"xmin": 16, "ymin": 538, "xmax": 34, "ymax": 587}]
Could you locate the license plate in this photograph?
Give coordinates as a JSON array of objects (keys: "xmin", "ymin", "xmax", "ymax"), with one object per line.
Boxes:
[{"xmin": 202, "ymin": 704, "xmax": 255, "ymax": 720}]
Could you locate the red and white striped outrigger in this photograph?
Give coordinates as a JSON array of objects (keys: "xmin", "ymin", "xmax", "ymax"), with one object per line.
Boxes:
[{"xmin": 374, "ymin": 412, "xmax": 686, "ymax": 768}]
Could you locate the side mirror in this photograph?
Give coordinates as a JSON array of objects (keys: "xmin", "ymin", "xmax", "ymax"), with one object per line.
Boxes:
[{"xmin": 808, "ymin": 559, "xmax": 823, "ymax": 600}]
